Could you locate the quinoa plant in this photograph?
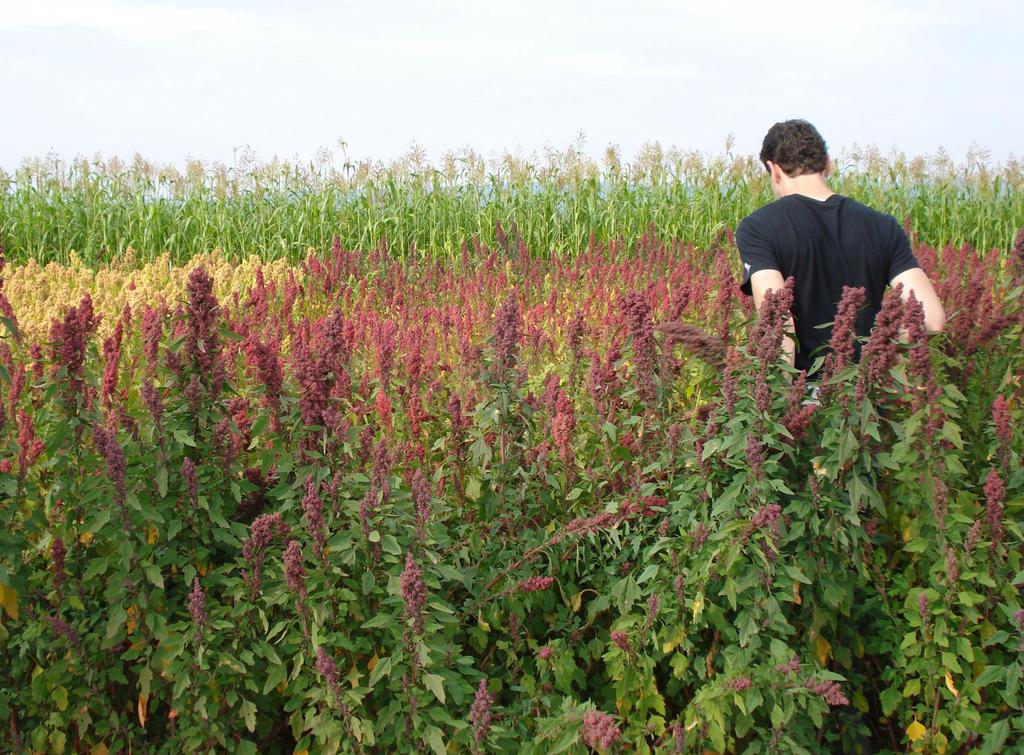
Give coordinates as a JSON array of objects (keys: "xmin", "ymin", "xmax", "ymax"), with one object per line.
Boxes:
[{"xmin": 0, "ymin": 227, "xmax": 1021, "ymax": 753}]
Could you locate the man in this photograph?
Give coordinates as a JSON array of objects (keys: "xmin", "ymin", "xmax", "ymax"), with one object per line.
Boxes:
[{"xmin": 736, "ymin": 119, "xmax": 945, "ymax": 373}]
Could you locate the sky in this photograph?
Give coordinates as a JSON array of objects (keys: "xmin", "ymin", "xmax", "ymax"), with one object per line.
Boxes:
[{"xmin": 1, "ymin": 0, "xmax": 1021, "ymax": 171}]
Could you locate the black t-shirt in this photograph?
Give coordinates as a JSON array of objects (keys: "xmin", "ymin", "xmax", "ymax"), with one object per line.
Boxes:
[{"xmin": 736, "ymin": 193, "xmax": 919, "ymax": 373}]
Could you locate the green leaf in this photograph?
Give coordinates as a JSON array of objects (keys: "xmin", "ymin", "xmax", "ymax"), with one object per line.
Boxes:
[
  {"xmin": 173, "ymin": 429, "xmax": 196, "ymax": 447},
  {"xmin": 465, "ymin": 476, "xmax": 482, "ymax": 501},
  {"xmin": 423, "ymin": 673, "xmax": 446, "ymax": 704},
  {"xmin": 380, "ymin": 533, "xmax": 401, "ymax": 556},
  {"xmin": 880, "ymin": 685, "xmax": 900, "ymax": 716},
  {"xmin": 943, "ymin": 382, "xmax": 967, "ymax": 402},
  {"xmin": 944, "ymin": 452, "xmax": 967, "ymax": 476},
  {"xmin": 361, "ymin": 614, "xmax": 393, "ymax": 629},
  {"xmin": 259, "ymin": 644, "xmax": 283, "ymax": 666},
  {"xmin": 83, "ymin": 558, "xmax": 109, "ymax": 581},
  {"xmin": 87, "ymin": 506, "xmax": 111, "ymax": 533},
  {"xmin": 291, "ymin": 650, "xmax": 305, "ymax": 682},
  {"xmin": 636, "ymin": 564, "xmax": 659, "ymax": 584},
  {"xmin": 941, "ymin": 651, "xmax": 962, "ymax": 674},
  {"xmin": 105, "ymin": 605, "xmax": 127, "ymax": 640},
  {"xmin": 940, "ymin": 421, "xmax": 963, "ymax": 450},
  {"xmin": 986, "ymin": 630, "xmax": 1011, "ymax": 647},
  {"xmin": 784, "ymin": 565, "xmax": 812, "ymax": 585},
  {"xmin": 738, "ymin": 612, "xmax": 758, "ymax": 647},
  {"xmin": 53, "ymin": 686, "xmax": 68, "ymax": 712},
  {"xmin": 156, "ymin": 467, "xmax": 168, "ymax": 499},
  {"xmin": 722, "ymin": 578, "xmax": 738, "ymax": 611},
  {"xmin": 838, "ymin": 428, "xmax": 858, "ymax": 465},
  {"xmin": 240, "ymin": 699, "xmax": 257, "ymax": 732},
  {"xmin": 547, "ymin": 727, "xmax": 581, "ymax": 755},
  {"xmin": 250, "ymin": 413, "xmax": 269, "ymax": 438},
  {"xmin": 0, "ymin": 315, "xmax": 21, "ymax": 341},
  {"xmin": 219, "ymin": 325, "xmax": 244, "ymax": 342},
  {"xmin": 368, "ymin": 655, "xmax": 392, "ymax": 687},
  {"xmin": 613, "ymin": 576, "xmax": 641, "ymax": 615},
  {"xmin": 263, "ymin": 663, "xmax": 288, "ymax": 695},
  {"xmin": 424, "ymin": 725, "xmax": 446, "ymax": 755},
  {"xmin": 144, "ymin": 564, "xmax": 164, "ymax": 589},
  {"xmin": 139, "ymin": 665, "xmax": 153, "ymax": 699},
  {"xmin": 709, "ymin": 720, "xmax": 726, "ymax": 753},
  {"xmin": 1004, "ymin": 660, "xmax": 1020, "ymax": 702},
  {"xmin": 957, "ymin": 636, "xmax": 974, "ymax": 663},
  {"xmin": 904, "ymin": 536, "xmax": 928, "ymax": 553},
  {"xmin": 980, "ymin": 720, "xmax": 1009, "ymax": 754},
  {"xmin": 49, "ymin": 730, "xmax": 66, "ymax": 755},
  {"xmin": 974, "ymin": 666, "xmax": 1003, "ymax": 687}
]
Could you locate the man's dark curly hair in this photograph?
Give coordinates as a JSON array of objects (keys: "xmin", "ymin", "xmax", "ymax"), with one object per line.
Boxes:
[{"xmin": 759, "ymin": 120, "xmax": 828, "ymax": 177}]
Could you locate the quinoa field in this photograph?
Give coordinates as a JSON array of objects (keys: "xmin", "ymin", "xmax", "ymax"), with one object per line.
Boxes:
[{"xmin": 0, "ymin": 149, "xmax": 1022, "ymax": 754}]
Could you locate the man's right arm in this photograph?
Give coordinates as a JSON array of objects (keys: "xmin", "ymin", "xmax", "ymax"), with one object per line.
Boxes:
[
  {"xmin": 887, "ymin": 219, "xmax": 945, "ymax": 333},
  {"xmin": 890, "ymin": 267, "xmax": 946, "ymax": 333}
]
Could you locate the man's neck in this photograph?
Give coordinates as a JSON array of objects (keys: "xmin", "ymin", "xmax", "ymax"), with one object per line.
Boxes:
[{"xmin": 777, "ymin": 173, "xmax": 833, "ymax": 201}]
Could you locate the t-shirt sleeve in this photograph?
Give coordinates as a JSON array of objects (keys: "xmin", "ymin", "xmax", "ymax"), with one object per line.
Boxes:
[
  {"xmin": 887, "ymin": 218, "xmax": 920, "ymax": 282},
  {"xmin": 735, "ymin": 216, "xmax": 781, "ymax": 296}
]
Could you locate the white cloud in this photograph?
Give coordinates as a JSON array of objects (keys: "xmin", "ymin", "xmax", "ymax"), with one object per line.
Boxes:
[
  {"xmin": 0, "ymin": 0, "xmax": 325, "ymax": 59},
  {"xmin": 0, "ymin": 0, "xmax": 1018, "ymax": 165},
  {"xmin": 547, "ymin": 52, "xmax": 695, "ymax": 80}
]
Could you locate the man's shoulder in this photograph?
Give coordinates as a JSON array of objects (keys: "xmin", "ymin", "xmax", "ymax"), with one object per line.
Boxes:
[
  {"xmin": 739, "ymin": 199, "xmax": 785, "ymax": 225},
  {"xmin": 739, "ymin": 194, "xmax": 824, "ymax": 226},
  {"xmin": 737, "ymin": 201, "xmax": 786, "ymax": 237},
  {"xmin": 832, "ymin": 194, "xmax": 901, "ymax": 228},
  {"xmin": 742, "ymin": 194, "xmax": 900, "ymax": 230},
  {"xmin": 738, "ymin": 194, "xmax": 902, "ymax": 237}
]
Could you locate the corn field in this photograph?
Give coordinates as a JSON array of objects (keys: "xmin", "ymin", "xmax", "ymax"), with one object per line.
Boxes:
[{"xmin": 2, "ymin": 144, "xmax": 1022, "ymax": 266}]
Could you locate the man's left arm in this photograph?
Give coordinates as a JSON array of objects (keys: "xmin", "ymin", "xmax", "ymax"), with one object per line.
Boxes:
[{"xmin": 737, "ymin": 219, "xmax": 796, "ymax": 367}]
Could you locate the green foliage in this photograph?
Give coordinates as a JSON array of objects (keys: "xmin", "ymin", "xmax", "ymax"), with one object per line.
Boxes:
[
  {"xmin": 1, "ymin": 145, "xmax": 1023, "ymax": 265},
  {"xmin": 0, "ymin": 237, "xmax": 1022, "ymax": 753}
]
